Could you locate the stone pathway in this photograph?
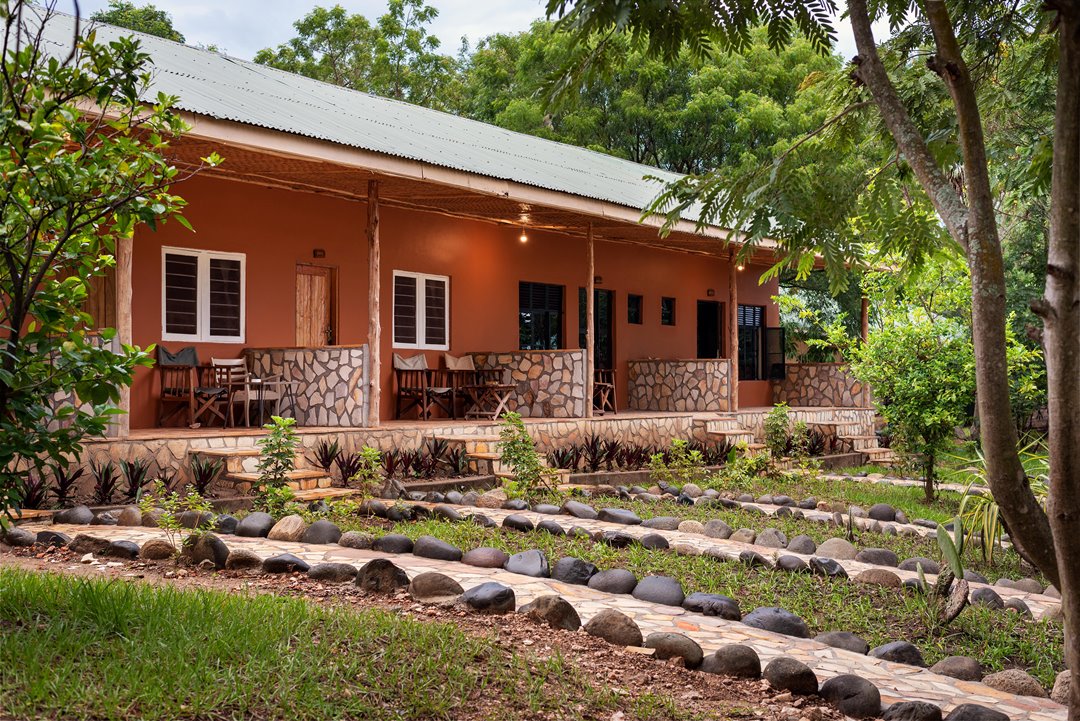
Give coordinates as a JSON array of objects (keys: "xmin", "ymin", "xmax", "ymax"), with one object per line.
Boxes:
[
  {"xmin": 819, "ymin": 472, "xmax": 980, "ymax": 497},
  {"xmin": 408, "ymin": 502, "xmax": 1063, "ymax": 621},
  {"xmin": 19, "ymin": 522, "xmax": 1065, "ymax": 721}
]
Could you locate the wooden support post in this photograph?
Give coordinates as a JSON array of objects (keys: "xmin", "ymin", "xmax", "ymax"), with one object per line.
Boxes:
[
  {"xmin": 860, "ymin": 295, "xmax": 870, "ymax": 343},
  {"xmin": 728, "ymin": 250, "xmax": 739, "ymax": 413},
  {"xmin": 585, "ymin": 222, "xmax": 595, "ymax": 418},
  {"xmin": 115, "ymin": 235, "xmax": 132, "ymax": 438},
  {"xmin": 366, "ymin": 180, "xmax": 381, "ymax": 427}
]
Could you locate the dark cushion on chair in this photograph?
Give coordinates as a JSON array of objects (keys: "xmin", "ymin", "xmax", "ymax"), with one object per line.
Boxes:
[{"xmin": 159, "ymin": 346, "xmax": 199, "ymax": 366}]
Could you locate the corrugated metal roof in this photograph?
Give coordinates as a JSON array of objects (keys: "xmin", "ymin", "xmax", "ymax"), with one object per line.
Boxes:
[{"xmin": 39, "ymin": 11, "xmax": 702, "ymax": 221}]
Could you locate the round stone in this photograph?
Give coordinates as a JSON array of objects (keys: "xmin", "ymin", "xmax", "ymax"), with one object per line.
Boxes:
[
  {"xmin": 116, "ymin": 507, "xmax": 142, "ymax": 526},
  {"xmin": 104, "ymin": 540, "xmax": 140, "ymax": 560},
  {"xmin": 520, "ymin": 594, "xmax": 580, "ymax": 631},
  {"xmin": 1004, "ymin": 597, "xmax": 1032, "ymax": 616},
  {"xmin": 262, "ymin": 553, "xmax": 310, "ymax": 574},
  {"xmin": 639, "ymin": 533, "xmax": 669, "ymax": 550},
  {"xmin": 677, "ymin": 520, "xmax": 705, "ymax": 535},
  {"xmin": 729, "ymin": 528, "xmax": 756, "ymax": 544},
  {"xmin": 816, "ymin": 537, "xmax": 857, "ymax": 560},
  {"xmin": 809, "ymin": 557, "xmax": 848, "ymax": 578},
  {"xmin": 35, "ymin": 530, "xmax": 71, "ymax": 547},
  {"xmin": 502, "ymin": 514, "xmax": 534, "ymax": 533},
  {"xmin": 855, "ymin": 547, "xmax": 899, "ymax": 566},
  {"xmin": 372, "ymin": 534, "xmax": 413, "ymax": 554},
  {"xmin": 532, "ymin": 503, "xmax": 561, "ymax": 515},
  {"xmin": 432, "ymin": 504, "xmax": 463, "ymax": 522},
  {"xmin": 561, "ymin": 500, "xmax": 598, "ymax": 519},
  {"xmin": 682, "ymin": 592, "xmax": 740, "ymax": 620},
  {"xmin": 301, "ymin": 519, "xmax": 341, "ymax": 545},
  {"xmin": 982, "ymin": 669, "xmax": 1047, "ymax": 698},
  {"xmin": 943, "ymin": 705, "xmax": 1010, "ymax": 721},
  {"xmin": 703, "ymin": 519, "xmax": 733, "ymax": 539},
  {"xmin": 307, "ymin": 562, "xmax": 357, "ymax": 583},
  {"xmin": 868, "ymin": 503, "xmax": 896, "ymax": 521},
  {"xmin": 645, "ymin": 632, "xmax": 703, "ymax": 668},
  {"xmin": 224, "ymin": 548, "xmax": 262, "ymax": 570},
  {"xmin": 701, "ymin": 644, "xmax": 760, "ymax": 678},
  {"xmin": 969, "ymin": 587, "xmax": 1004, "ymax": 609},
  {"xmin": 504, "ymin": 549, "xmax": 549, "ymax": 578},
  {"xmin": 631, "ymin": 575, "xmax": 684, "ymax": 606},
  {"xmin": 756, "ymin": 528, "xmax": 788, "ymax": 549},
  {"xmin": 599, "ymin": 530, "xmax": 636, "ymax": 548},
  {"xmin": 743, "ymin": 607, "xmax": 810, "ymax": 638},
  {"xmin": 740, "ymin": 550, "xmax": 770, "ymax": 568},
  {"xmin": 786, "ymin": 534, "xmax": 817, "ymax": 554},
  {"xmin": 551, "ymin": 557, "xmax": 597, "ymax": 585},
  {"xmin": 408, "ymin": 571, "xmax": 463, "ymax": 602},
  {"xmin": 355, "ymin": 558, "xmax": 409, "ymax": 593},
  {"xmin": 213, "ymin": 515, "xmax": 238, "ymax": 535},
  {"xmin": 139, "ymin": 539, "xmax": 177, "ymax": 560},
  {"xmin": 536, "ymin": 520, "xmax": 566, "ymax": 536},
  {"xmin": 584, "ymin": 608, "xmax": 642, "ymax": 646},
  {"xmin": 930, "ymin": 656, "xmax": 982, "ymax": 681},
  {"xmin": 854, "ymin": 569, "xmax": 902, "ymax": 588},
  {"xmin": 642, "ymin": 516, "xmax": 681, "ymax": 531},
  {"xmin": 412, "ymin": 535, "xmax": 463, "ymax": 562},
  {"xmin": 186, "ymin": 533, "xmax": 228, "ymax": 569},
  {"xmin": 338, "ymin": 531, "xmax": 375, "ymax": 550},
  {"xmin": 597, "ymin": 508, "xmax": 642, "ymax": 525},
  {"xmin": 587, "ymin": 568, "xmax": 638, "ymax": 594},
  {"xmin": 763, "ymin": 657, "xmax": 818, "ymax": 695},
  {"xmin": 777, "ymin": 555, "xmax": 810, "ymax": 573},
  {"xmin": 898, "ymin": 557, "xmax": 940, "ymax": 574},
  {"xmin": 54, "ymin": 505, "xmax": 94, "ymax": 524},
  {"xmin": 502, "ymin": 499, "xmax": 528, "ymax": 511},
  {"xmin": 462, "ymin": 582, "xmax": 516, "ymax": 613},
  {"xmin": 3, "ymin": 527, "xmax": 35, "ymax": 547},
  {"xmin": 815, "ymin": 631, "xmax": 869, "ymax": 654},
  {"xmin": 1051, "ymin": 669, "xmax": 1071, "ymax": 705},
  {"xmin": 869, "ymin": 641, "xmax": 925, "ymax": 667},
  {"xmin": 462, "ymin": 547, "xmax": 510, "ymax": 568},
  {"xmin": 235, "ymin": 512, "xmax": 274, "ymax": 538},
  {"xmin": 820, "ymin": 674, "xmax": 881, "ymax": 718},
  {"xmin": 883, "ymin": 701, "xmax": 943, "ymax": 721}
]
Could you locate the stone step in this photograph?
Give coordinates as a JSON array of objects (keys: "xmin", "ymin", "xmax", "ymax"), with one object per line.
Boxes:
[
  {"xmin": 435, "ymin": 434, "xmax": 502, "ymax": 454},
  {"xmin": 224, "ymin": 469, "xmax": 332, "ymax": 495},
  {"xmin": 290, "ymin": 487, "xmax": 357, "ymax": 502},
  {"xmin": 190, "ymin": 447, "xmax": 262, "ymax": 457}
]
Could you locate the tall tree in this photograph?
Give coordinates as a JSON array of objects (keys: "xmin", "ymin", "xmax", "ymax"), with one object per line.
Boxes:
[
  {"xmin": 254, "ymin": 1, "xmax": 459, "ymax": 110},
  {"xmin": 89, "ymin": 0, "xmax": 184, "ymax": 42},
  {"xmin": 544, "ymin": 0, "xmax": 1079, "ymax": 711},
  {"xmin": 0, "ymin": 1, "xmax": 207, "ymax": 521}
]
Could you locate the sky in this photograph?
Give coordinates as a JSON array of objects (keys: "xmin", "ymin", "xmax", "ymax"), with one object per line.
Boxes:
[{"xmin": 72, "ymin": 0, "xmax": 873, "ymax": 62}]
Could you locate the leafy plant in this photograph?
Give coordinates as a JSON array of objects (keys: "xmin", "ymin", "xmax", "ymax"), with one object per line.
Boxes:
[
  {"xmin": 580, "ymin": 435, "xmax": 606, "ymax": 473},
  {"xmin": 649, "ymin": 439, "xmax": 705, "ymax": 486},
  {"xmin": 336, "ymin": 452, "xmax": 365, "ymax": 487},
  {"xmin": 444, "ymin": 447, "xmax": 468, "ymax": 477},
  {"xmin": 119, "ymin": 458, "xmax": 152, "ymax": 503},
  {"xmin": 189, "ymin": 456, "xmax": 223, "ymax": 496},
  {"xmin": 19, "ymin": 474, "xmax": 48, "ymax": 510},
  {"xmin": 349, "ymin": 446, "xmax": 385, "ymax": 494},
  {"xmin": 804, "ymin": 429, "xmax": 827, "ymax": 457},
  {"xmin": 89, "ymin": 460, "xmax": 119, "ymax": 506},
  {"xmin": 498, "ymin": 412, "xmax": 558, "ymax": 501},
  {"xmin": 763, "ymin": 403, "xmax": 791, "ymax": 457},
  {"xmin": 548, "ymin": 447, "xmax": 581, "ymax": 471},
  {"xmin": 252, "ymin": 484, "xmax": 296, "ymax": 520},
  {"xmin": 309, "ymin": 439, "xmax": 342, "ymax": 474},
  {"xmin": 50, "ymin": 465, "xmax": 84, "ymax": 508},
  {"xmin": 138, "ymin": 480, "xmax": 215, "ymax": 551},
  {"xmin": 256, "ymin": 416, "xmax": 300, "ymax": 489},
  {"xmin": 789, "ymin": 420, "xmax": 810, "ymax": 458},
  {"xmin": 616, "ymin": 443, "xmax": 654, "ymax": 471}
]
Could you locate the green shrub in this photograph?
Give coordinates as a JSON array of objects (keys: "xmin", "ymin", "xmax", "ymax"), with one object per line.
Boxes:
[
  {"xmin": 138, "ymin": 481, "xmax": 215, "ymax": 551},
  {"xmin": 648, "ymin": 440, "xmax": 705, "ymax": 486},
  {"xmin": 764, "ymin": 403, "xmax": 791, "ymax": 457},
  {"xmin": 498, "ymin": 412, "xmax": 558, "ymax": 501},
  {"xmin": 257, "ymin": 416, "xmax": 300, "ymax": 488}
]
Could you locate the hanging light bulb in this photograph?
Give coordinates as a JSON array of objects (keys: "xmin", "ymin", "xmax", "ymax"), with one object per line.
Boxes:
[
  {"xmin": 519, "ymin": 225, "xmax": 528, "ymax": 243},
  {"xmin": 736, "ymin": 262, "xmax": 745, "ymax": 271}
]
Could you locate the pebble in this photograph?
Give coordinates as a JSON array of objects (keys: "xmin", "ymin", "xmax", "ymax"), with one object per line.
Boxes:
[
  {"xmin": 869, "ymin": 641, "xmax": 925, "ymax": 667},
  {"xmin": 412, "ymin": 535, "xmax": 463, "ymax": 562},
  {"xmin": 883, "ymin": 701, "xmax": 942, "ymax": 721},
  {"xmin": 301, "ymin": 519, "xmax": 342, "ymax": 545},
  {"xmin": 462, "ymin": 582, "xmax": 515, "ymax": 614},
  {"xmin": 262, "ymin": 553, "xmax": 310, "ymax": 574},
  {"xmin": 854, "ymin": 569, "xmax": 902, "ymax": 588},
  {"xmin": 645, "ymin": 632, "xmax": 703, "ymax": 668},
  {"xmin": 587, "ymin": 568, "xmax": 638, "ymax": 595},
  {"xmin": 969, "ymin": 587, "xmax": 1004, "ymax": 609},
  {"xmin": 682, "ymin": 592, "xmax": 741, "ymax": 620},
  {"xmin": 338, "ymin": 531, "xmax": 375, "ymax": 550},
  {"xmin": 583, "ymin": 608, "xmax": 643, "ymax": 646},
  {"xmin": 729, "ymin": 528, "xmax": 756, "ymax": 544},
  {"xmin": 597, "ymin": 508, "xmax": 642, "ymax": 525},
  {"xmin": 855, "ymin": 547, "xmax": 899, "ymax": 566},
  {"xmin": 235, "ymin": 512, "xmax": 275, "ymax": 538},
  {"xmin": 307, "ymin": 562, "xmax": 358, "ymax": 583},
  {"xmin": 776, "ymin": 555, "xmax": 810, "ymax": 573},
  {"xmin": 631, "ymin": 575, "xmax": 685, "ymax": 606},
  {"xmin": 1051, "ymin": 669, "xmax": 1071, "ymax": 705},
  {"xmin": 462, "ymin": 547, "xmax": 510, "ymax": 569},
  {"xmin": 638, "ymin": 533, "xmax": 669, "ymax": 550},
  {"xmin": 981, "ymin": 669, "xmax": 1047, "ymax": 698},
  {"xmin": 520, "ymin": 594, "xmax": 580, "ymax": 631},
  {"xmin": 943, "ymin": 704, "xmax": 1009, "ymax": 721},
  {"xmin": 763, "ymin": 657, "xmax": 818, "ymax": 695},
  {"xmin": 408, "ymin": 571, "xmax": 463, "ymax": 602},
  {"xmin": 898, "ymin": 557, "xmax": 940, "ymax": 574},
  {"xmin": 703, "ymin": 519, "xmax": 733, "ymax": 539},
  {"xmin": 815, "ymin": 537, "xmax": 857, "ymax": 560},
  {"xmin": 642, "ymin": 516, "xmax": 681, "ymax": 531},
  {"xmin": 743, "ymin": 607, "xmax": 810, "ymax": 638},
  {"xmin": 551, "ymin": 557, "xmax": 598, "ymax": 585},
  {"xmin": 372, "ymin": 534, "xmax": 413, "ymax": 554},
  {"xmin": 929, "ymin": 656, "xmax": 982, "ymax": 681},
  {"xmin": 224, "ymin": 548, "xmax": 262, "ymax": 570},
  {"xmin": 786, "ymin": 534, "xmax": 817, "ymax": 554},
  {"xmin": 35, "ymin": 530, "xmax": 71, "ymax": 547},
  {"xmin": 139, "ymin": 539, "xmax": 177, "ymax": 560},
  {"xmin": 561, "ymin": 500, "xmax": 598, "ymax": 519},
  {"xmin": 809, "ymin": 557, "xmax": 848, "ymax": 579},
  {"xmin": 701, "ymin": 644, "xmax": 760, "ymax": 678},
  {"xmin": 819, "ymin": 674, "xmax": 881, "ymax": 718},
  {"xmin": 54, "ymin": 505, "xmax": 94, "ymax": 524},
  {"xmin": 355, "ymin": 558, "xmax": 409, "ymax": 593},
  {"xmin": 504, "ymin": 549, "xmax": 550, "ymax": 578},
  {"xmin": 677, "ymin": 520, "xmax": 705, "ymax": 535},
  {"xmin": 814, "ymin": 631, "xmax": 869, "ymax": 654},
  {"xmin": 756, "ymin": 528, "xmax": 787, "ymax": 548}
]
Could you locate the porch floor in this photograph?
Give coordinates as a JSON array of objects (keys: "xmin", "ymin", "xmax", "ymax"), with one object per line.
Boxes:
[{"xmin": 113, "ymin": 407, "xmax": 873, "ymax": 442}]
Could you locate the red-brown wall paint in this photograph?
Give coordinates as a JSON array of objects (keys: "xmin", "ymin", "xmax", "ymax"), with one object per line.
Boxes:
[{"xmin": 129, "ymin": 175, "xmax": 780, "ymax": 428}]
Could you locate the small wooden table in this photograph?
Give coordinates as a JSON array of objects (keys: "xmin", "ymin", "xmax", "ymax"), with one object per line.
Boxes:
[{"xmin": 464, "ymin": 382, "xmax": 516, "ymax": 420}]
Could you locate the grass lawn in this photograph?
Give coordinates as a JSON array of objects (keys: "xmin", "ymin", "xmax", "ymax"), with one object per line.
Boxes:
[
  {"xmin": 330, "ymin": 516, "xmax": 1063, "ymax": 687},
  {"xmin": 0, "ymin": 567, "xmax": 679, "ymax": 721}
]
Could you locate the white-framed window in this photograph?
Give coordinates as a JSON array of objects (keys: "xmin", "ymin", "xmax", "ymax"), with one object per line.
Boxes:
[
  {"xmin": 161, "ymin": 247, "xmax": 246, "ymax": 343},
  {"xmin": 392, "ymin": 270, "xmax": 449, "ymax": 350}
]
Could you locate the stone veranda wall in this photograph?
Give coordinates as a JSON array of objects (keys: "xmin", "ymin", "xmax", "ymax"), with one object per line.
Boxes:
[
  {"xmin": 472, "ymin": 350, "xmax": 586, "ymax": 419},
  {"xmin": 772, "ymin": 363, "xmax": 871, "ymax": 408},
  {"xmin": 627, "ymin": 359, "xmax": 732, "ymax": 412},
  {"xmin": 246, "ymin": 346, "xmax": 368, "ymax": 427}
]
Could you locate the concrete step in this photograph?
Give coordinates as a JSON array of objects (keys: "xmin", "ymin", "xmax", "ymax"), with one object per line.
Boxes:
[
  {"xmin": 291, "ymin": 488, "xmax": 357, "ymax": 502},
  {"xmin": 225, "ymin": 469, "xmax": 332, "ymax": 494},
  {"xmin": 435, "ymin": 434, "xmax": 502, "ymax": 454}
]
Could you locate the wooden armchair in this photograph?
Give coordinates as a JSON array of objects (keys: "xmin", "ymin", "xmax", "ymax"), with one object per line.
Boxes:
[
  {"xmin": 157, "ymin": 346, "xmax": 226, "ymax": 427},
  {"xmin": 211, "ymin": 358, "xmax": 283, "ymax": 427},
  {"xmin": 593, "ymin": 368, "xmax": 617, "ymax": 415},
  {"xmin": 394, "ymin": 353, "xmax": 430, "ymax": 419}
]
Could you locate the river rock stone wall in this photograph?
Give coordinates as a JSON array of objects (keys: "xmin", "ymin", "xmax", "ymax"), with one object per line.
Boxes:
[
  {"xmin": 772, "ymin": 363, "xmax": 871, "ymax": 408},
  {"xmin": 246, "ymin": 346, "xmax": 368, "ymax": 427},
  {"xmin": 471, "ymin": 350, "xmax": 586, "ymax": 418},
  {"xmin": 627, "ymin": 359, "xmax": 732, "ymax": 412}
]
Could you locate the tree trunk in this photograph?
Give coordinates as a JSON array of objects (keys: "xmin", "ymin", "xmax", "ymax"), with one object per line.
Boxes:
[
  {"xmin": 847, "ymin": 0, "xmax": 1059, "ymax": 586},
  {"xmin": 923, "ymin": 451, "xmax": 935, "ymax": 503},
  {"xmin": 1041, "ymin": 2, "xmax": 1080, "ymax": 714}
]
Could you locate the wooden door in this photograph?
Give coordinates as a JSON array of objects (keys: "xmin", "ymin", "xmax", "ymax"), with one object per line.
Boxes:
[{"xmin": 296, "ymin": 265, "xmax": 335, "ymax": 346}]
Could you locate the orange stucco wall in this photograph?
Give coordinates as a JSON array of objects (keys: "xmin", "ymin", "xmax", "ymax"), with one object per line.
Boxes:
[{"xmin": 129, "ymin": 175, "xmax": 779, "ymax": 428}]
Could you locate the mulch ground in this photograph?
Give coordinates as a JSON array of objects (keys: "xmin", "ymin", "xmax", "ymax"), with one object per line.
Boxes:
[{"xmin": 0, "ymin": 542, "xmax": 849, "ymax": 721}]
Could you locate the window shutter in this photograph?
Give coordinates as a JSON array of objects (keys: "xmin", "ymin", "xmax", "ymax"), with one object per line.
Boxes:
[
  {"xmin": 208, "ymin": 257, "xmax": 242, "ymax": 338},
  {"xmin": 164, "ymin": 252, "xmax": 199, "ymax": 336},
  {"xmin": 424, "ymin": 277, "xmax": 447, "ymax": 347},
  {"xmin": 393, "ymin": 274, "xmax": 418, "ymax": 345}
]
